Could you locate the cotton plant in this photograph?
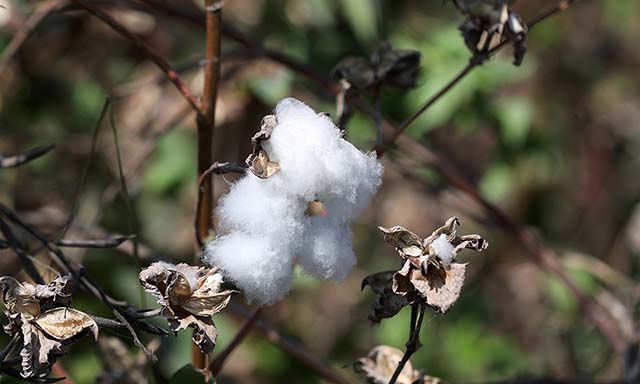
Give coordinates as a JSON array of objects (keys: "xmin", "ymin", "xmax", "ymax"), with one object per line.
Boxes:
[{"xmin": 205, "ymin": 98, "xmax": 383, "ymax": 305}]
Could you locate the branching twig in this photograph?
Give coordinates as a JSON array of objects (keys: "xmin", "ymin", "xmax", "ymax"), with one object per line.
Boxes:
[{"xmin": 68, "ymin": 0, "xmax": 201, "ymax": 112}]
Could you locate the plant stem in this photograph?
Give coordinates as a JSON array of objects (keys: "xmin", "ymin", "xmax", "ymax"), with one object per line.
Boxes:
[
  {"xmin": 193, "ymin": 0, "xmax": 222, "ymax": 375},
  {"xmin": 388, "ymin": 303, "xmax": 426, "ymax": 384}
]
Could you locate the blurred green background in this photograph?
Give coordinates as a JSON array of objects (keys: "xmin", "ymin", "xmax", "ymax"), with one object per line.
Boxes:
[{"xmin": 1, "ymin": 0, "xmax": 639, "ymax": 382}]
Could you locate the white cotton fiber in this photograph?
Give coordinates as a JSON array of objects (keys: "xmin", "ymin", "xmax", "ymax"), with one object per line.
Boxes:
[
  {"xmin": 298, "ymin": 217, "xmax": 356, "ymax": 282},
  {"xmin": 430, "ymin": 234, "xmax": 456, "ymax": 267},
  {"xmin": 205, "ymin": 233, "xmax": 294, "ymax": 305},
  {"xmin": 204, "ymin": 97, "xmax": 382, "ymax": 305}
]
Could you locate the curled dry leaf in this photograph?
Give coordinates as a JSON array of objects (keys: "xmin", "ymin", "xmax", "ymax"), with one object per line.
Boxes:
[
  {"xmin": 354, "ymin": 345, "xmax": 443, "ymax": 384},
  {"xmin": 139, "ymin": 262, "xmax": 234, "ymax": 354},
  {"xmin": 0, "ymin": 275, "xmax": 98, "ymax": 378},
  {"xmin": 246, "ymin": 114, "xmax": 280, "ymax": 179},
  {"xmin": 375, "ymin": 217, "xmax": 488, "ymax": 314}
]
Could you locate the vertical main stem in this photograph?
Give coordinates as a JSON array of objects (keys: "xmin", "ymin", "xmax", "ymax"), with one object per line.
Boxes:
[{"xmin": 194, "ymin": 0, "xmax": 222, "ymax": 375}]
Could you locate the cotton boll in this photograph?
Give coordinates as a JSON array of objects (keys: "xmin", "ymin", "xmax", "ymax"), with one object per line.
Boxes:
[
  {"xmin": 298, "ymin": 217, "xmax": 356, "ymax": 282},
  {"xmin": 205, "ymin": 233, "xmax": 294, "ymax": 305},
  {"xmin": 430, "ymin": 234, "xmax": 456, "ymax": 267},
  {"xmin": 205, "ymin": 97, "xmax": 383, "ymax": 304}
]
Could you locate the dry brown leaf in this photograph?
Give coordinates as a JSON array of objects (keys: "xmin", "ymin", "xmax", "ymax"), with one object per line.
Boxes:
[
  {"xmin": 35, "ymin": 307, "xmax": 98, "ymax": 341},
  {"xmin": 378, "ymin": 225, "xmax": 424, "ymax": 258}
]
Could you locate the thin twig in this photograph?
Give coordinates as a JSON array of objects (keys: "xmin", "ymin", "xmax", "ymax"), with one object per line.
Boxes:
[
  {"xmin": 210, "ymin": 307, "xmax": 263, "ymax": 374},
  {"xmin": 0, "ymin": 216, "xmax": 45, "ymax": 284},
  {"xmin": 68, "ymin": 0, "xmax": 201, "ymax": 112},
  {"xmin": 56, "ymin": 235, "xmax": 134, "ymax": 248},
  {"xmin": 0, "ymin": 0, "xmax": 66, "ymax": 76}
]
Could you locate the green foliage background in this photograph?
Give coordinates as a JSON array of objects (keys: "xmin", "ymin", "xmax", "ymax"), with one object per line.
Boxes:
[{"xmin": 1, "ymin": 0, "xmax": 639, "ymax": 382}]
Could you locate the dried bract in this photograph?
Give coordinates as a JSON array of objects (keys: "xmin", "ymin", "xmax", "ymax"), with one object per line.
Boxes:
[
  {"xmin": 0, "ymin": 275, "xmax": 98, "ymax": 378},
  {"xmin": 139, "ymin": 262, "xmax": 234, "ymax": 354},
  {"xmin": 362, "ymin": 271, "xmax": 407, "ymax": 324},
  {"xmin": 370, "ymin": 217, "xmax": 488, "ymax": 314},
  {"xmin": 246, "ymin": 114, "xmax": 280, "ymax": 179},
  {"xmin": 354, "ymin": 345, "xmax": 443, "ymax": 384}
]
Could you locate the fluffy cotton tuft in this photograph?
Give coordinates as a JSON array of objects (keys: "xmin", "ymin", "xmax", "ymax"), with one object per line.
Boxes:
[
  {"xmin": 430, "ymin": 234, "xmax": 456, "ymax": 267},
  {"xmin": 204, "ymin": 98, "xmax": 382, "ymax": 304}
]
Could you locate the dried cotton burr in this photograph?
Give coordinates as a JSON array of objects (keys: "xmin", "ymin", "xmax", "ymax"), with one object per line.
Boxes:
[
  {"xmin": 205, "ymin": 98, "xmax": 383, "ymax": 305},
  {"xmin": 363, "ymin": 217, "xmax": 489, "ymax": 322}
]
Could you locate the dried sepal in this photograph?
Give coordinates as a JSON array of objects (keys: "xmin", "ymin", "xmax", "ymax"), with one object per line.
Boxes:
[
  {"xmin": 139, "ymin": 262, "xmax": 234, "ymax": 354},
  {"xmin": 354, "ymin": 345, "xmax": 441, "ymax": 384},
  {"xmin": 246, "ymin": 149, "xmax": 280, "ymax": 179},
  {"xmin": 394, "ymin": 261, "xmax": 467, "ymax": 313},
  {"xmin": 362, "ymin": 271, "xmax": 408, "ymax": 324},
  {"xmin": 167, "ymin": 314, "xmax": 218, "ymax": 354},
  {"xmin": 246, "ymin": 114, "xmax": 280, "ymax": 179},
  {"xmin": 378, "ymin": 226, "xmax": 424, "ymax": 258}
]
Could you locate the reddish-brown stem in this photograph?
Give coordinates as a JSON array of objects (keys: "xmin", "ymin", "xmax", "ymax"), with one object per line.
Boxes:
[
  {"xmin": 210, "ymin": 307, "xmax": 264, "ymax": 374},
  {"xmin": 69, "ymin": 0, "xmax": 201, "ymax": 112},
  {"xmin": 193, "ymin": 0, "xmax": 222, "ymax": 375}
]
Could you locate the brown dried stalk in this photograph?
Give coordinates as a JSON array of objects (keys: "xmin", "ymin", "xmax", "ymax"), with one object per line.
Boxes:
[
  {"xmin": 388, "ymin": 303, "xmax": 426, "ymax": 384},
  {"xmin": 192, "ymin": 0, "xmax": 223, "ymax": 375}
]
